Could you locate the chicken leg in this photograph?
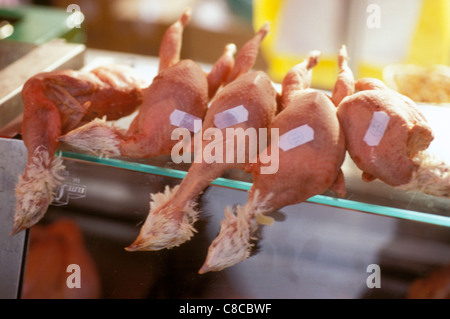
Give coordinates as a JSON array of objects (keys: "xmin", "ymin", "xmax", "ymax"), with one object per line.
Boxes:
[
  {"xmin": 331, "ymin": 45, "xmax": 355, "ymax": 106},
  {"xmin": 125, "ymin": 23, "xmax": 276, "ymax": 252}
]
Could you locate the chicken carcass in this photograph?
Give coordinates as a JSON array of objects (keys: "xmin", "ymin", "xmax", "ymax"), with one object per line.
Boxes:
[
  {"xmin": 59, "ymin": 8, "xmax": 236, "ymax": 159},
  {"xmin": 337, "ymin": 75, "xmax": 449, "ymax": 197},
  {"xmin": 199, "ymin": 49, "xmax": 350, "ymax": 274},
  {"xmin": 12, "ymin": 63, "xmax": 145, "ymax": 235},
  {"xmin": 125, "ymin": 22, "xmax": 277, "ymax": 252}
]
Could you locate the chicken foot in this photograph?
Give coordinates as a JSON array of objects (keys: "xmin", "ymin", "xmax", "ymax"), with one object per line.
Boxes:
[{"xmin": 396, "ymin": 150, "xmax": 450, "ymax": 198}]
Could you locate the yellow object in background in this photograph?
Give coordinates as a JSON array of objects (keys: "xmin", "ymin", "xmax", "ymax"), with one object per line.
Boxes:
[
  {"xmin": 408, "ymin": 0, "xmax": 450, "ymax": 65},
  {"xmin": 253, "ymin": 0, "xmax": 450, "ymax": 90},
  {"xmin": 252, "ymin": 0, "xmax": 342, "ymax": 89}
]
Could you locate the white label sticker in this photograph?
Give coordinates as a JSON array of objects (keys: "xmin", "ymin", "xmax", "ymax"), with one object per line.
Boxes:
[
  {"xmin": 213, "ymin": 105, "xmax": 249, "ymax": 129},
  {"xmin": 363, "ymin": 111, "xmax": 390, "ymax": 146},
  {"xmin": 279, "ymin": 124, "xmax": 314, "ymax": 151},
  {"xmin": 170, "ymin": 109, "xmax": 202, "ymax": 133}
]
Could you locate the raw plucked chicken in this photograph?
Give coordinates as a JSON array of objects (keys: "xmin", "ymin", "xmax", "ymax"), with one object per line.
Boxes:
[
  {"xmin": 12, "ymin": 63, "xmax": 144, "ymax": 235},
  {"xmin": 125, "ymin": 22, "xmax": 277, "ymax": 252},
  {"xmin": 199, "ymin": 49, "xmax": 349, "ymax": 274},
  {"xmin": 337, "ymin": 75, "xmax": 450, "ymax": 197},
  {"xmin": 59, "ymin": 8, "xmax": 236, "ymax": 159}
]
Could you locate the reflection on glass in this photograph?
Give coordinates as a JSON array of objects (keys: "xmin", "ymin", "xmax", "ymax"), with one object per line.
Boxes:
[{"xmin": 59, "ymin": 150, "xmax": 450, "ymax": 228}]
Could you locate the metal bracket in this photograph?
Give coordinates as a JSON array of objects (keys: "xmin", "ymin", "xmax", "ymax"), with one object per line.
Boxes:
[{"xmin": 0, "ymin": 137, "xmax": 28, "ymax": 299}]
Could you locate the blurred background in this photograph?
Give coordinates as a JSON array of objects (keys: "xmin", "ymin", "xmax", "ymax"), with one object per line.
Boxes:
[
  {"xmin": 1, "ymin": 0, "xmax": 449, "ymax": 90},
  {"xmin": 0, "ymin": 0, "xmax": 265, "ymax": 68}
]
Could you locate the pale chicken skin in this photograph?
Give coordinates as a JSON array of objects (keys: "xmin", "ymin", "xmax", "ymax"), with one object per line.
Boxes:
[
  {"xmin": 200, "ymin": 49, "xmax": 350, "ymax": 274},
  {"xmin": 125, "ymin": 23, "xmax": 277, "ymax": 252},
  {"xmin": 337, "ymin": 78, "xmax": 434, "ymax": 186},
  {"xmin": 13, "ymin": 64, "xmax": 144, "ymax": 235},
  {"xmin": 59, "ymin": 8, "xmax": 236, "ymax": 159}
]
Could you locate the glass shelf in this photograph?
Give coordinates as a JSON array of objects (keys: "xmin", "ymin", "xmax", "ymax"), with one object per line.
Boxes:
[
  {"xmin": 49, "ymin": 52, "xmax": 450, "ymax": 230},
  {"xmin": 58, "ymin": 149, "xmax": 450, "ymax": 228}
]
